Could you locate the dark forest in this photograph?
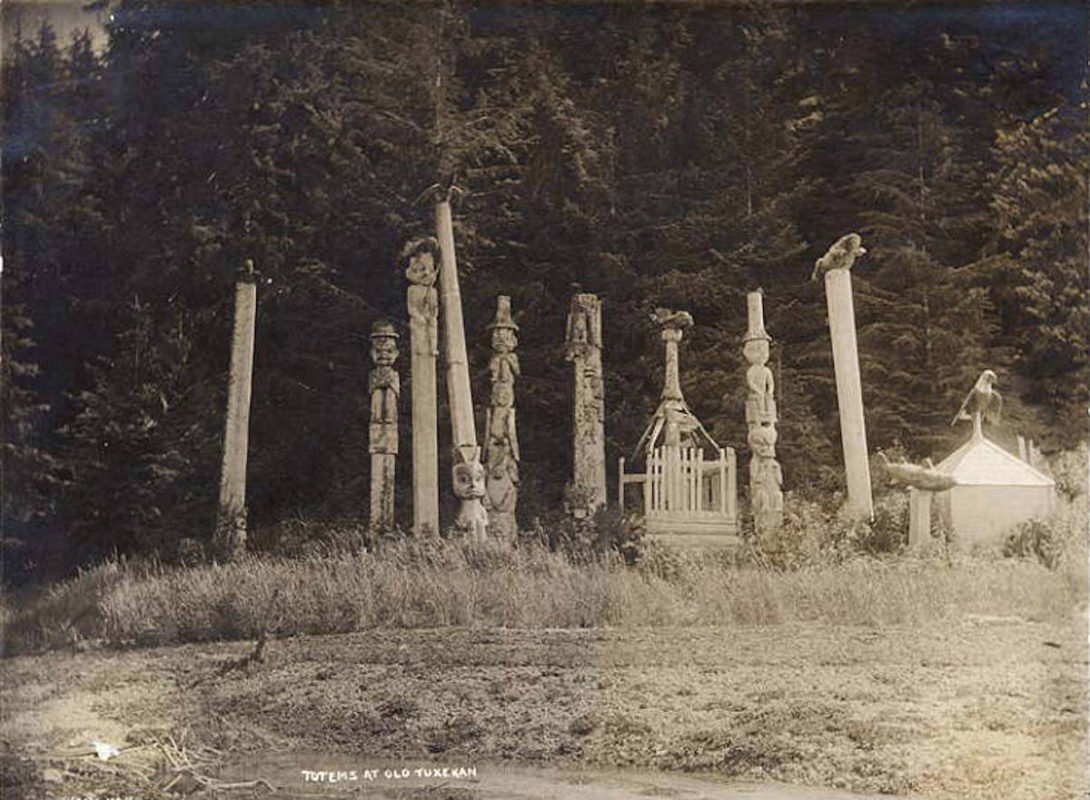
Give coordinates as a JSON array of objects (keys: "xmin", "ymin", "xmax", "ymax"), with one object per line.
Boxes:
[{"xmin": 3, "ymin": 0, "xmax": 1086, "ymax": 581}]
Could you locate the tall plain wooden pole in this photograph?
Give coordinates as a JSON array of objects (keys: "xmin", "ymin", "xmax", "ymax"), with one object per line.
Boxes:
[
  {"xmin": 214, "ymin": 260, "xmax": 257, "ymax": 559},
  {"xmin": 824, "ymin": 267, "xmax": 874, "ymax": 520},
  {"xmin": 435, "ymin": 199, "xmax": 478, "ymax": 462}
]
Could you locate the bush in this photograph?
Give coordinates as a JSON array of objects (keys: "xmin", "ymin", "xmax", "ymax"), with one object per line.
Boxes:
[
  {"xmin": 769, "ymin": 491, "xmax": 907, "ymax": 567},
  {"xmin": 1002, "ymin": 489, "xmax": 1088, "ymax": 574},
  {"xmin": 1049, "ymin": 441, "xmax": 1087, "ymax": 503},
  {"xmin": 533, "ymin": 506, "xmax": 645, "ymax": 564},
  {"xmin": 1003, "ymin": 518, "xmax": 1062, "ymax": 570},
  {"xmin": 256, "ymin": 515, "xmax": 373, "ymax": 557}
]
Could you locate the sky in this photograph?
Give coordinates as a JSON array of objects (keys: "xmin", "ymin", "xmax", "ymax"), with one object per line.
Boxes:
[{"xmin": 2, "ymin": 0, "xmax": 108, "ymax": 58}]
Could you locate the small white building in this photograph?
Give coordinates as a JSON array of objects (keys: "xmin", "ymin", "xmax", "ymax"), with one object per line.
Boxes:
[{"xmin": 935, "ymin": 431, "xmax": 1056, "ymax": 548}]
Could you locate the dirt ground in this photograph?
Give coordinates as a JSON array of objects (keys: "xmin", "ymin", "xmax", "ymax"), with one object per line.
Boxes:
[{"xmin": 1, "ymin": 617, "xmax": 1086, "ymax": 800}]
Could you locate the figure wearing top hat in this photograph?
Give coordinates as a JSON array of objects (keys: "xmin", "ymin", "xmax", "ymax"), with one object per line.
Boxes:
[
  {"xmin": 742, "ymin": 291, "xmax": 776, "ymax": 426},
  {"xmin": 485, "ymin": 297, "xmax": 520, "ymax": 467},
  {"xmin": 369, "ymin": 320, "xmax": 400, "ymax": 454},
  {"xmin": 485, "ymin": 296, "xmax": 521, "ymax": 540},
  {"xmin": 488, "ymin": 296, "xmax": 520, "ymax": 387}
]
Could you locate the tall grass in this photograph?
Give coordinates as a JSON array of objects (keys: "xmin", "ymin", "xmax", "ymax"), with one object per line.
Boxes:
[{"xmin": 2, "ymin": 524, "xmax": 1084, "ymax": 656}]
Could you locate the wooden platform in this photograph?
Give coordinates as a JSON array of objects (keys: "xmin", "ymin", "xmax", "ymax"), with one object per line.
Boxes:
[{"xmin": 646, "ymin": 532, "xmax": 742, "ymax": 549}]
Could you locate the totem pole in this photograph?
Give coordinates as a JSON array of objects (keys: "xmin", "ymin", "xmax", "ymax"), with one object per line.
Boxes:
[
  {"xmin": 743, "ymin": 290, "xmax": 783, "ymax": 543},
  {"xmin": 813, "ymin": 233, "xmax": 874, "ymax": 521},
  {"xmin": 485, "ymin": 296, "xmax": 520, "ymax": 542},
  {"xmin": 403, "ymin": 237, "xmax": 441, "ymax": 536},
  {"xmin": 368, "ymin": 320, "xmax": 400, "ymax": 532},
  {"xmin": 564, "ymin": 292, "xmax": 606, "ymax": 518},
  {"xmin": 214, "ymin": 259, "xmax": 257, "ymax": 560},
  {"xmin": 435, "ymin": 196, "xmax": 487, "ymax": 540}
]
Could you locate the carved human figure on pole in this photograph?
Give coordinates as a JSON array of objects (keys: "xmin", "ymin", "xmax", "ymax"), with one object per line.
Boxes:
[
  {"xmin": 486, "ymin": 381, "xmax": 519, "ymax": 466},
  {"xmin": 742, "ymin": 290, "xmax": 783, "ymax": 543},
  {"xmin": 748, "ymin": 424, "xmax": 783, "ymax": 534},
  {"xmin": 565, "ymin": 292, "xmax": 606, "ymax": 518},
  {"xmin": 369, "ymin": 320, "xmax": 400, "ymax": 531},
  {"xmin": 485, "ymin": 296, "xmax": 520, "ymax": 541},
  {"xmin": 486, "ymin": 454, "xmax": 518, "ymax": 542},
  {"xmin": 743, "ymin": 339, "xmax": 777, "ymax": 425},
  {"xmin": 489, "ymin": 308, "xmax": 520, "ymax": 387},
  {"xmin": 403, "ymin": 237, "xmax": 440, "ymax": 357},
  {"xmin": 403, "ymin": 237, "xmax": 440, "ymax": 535}
]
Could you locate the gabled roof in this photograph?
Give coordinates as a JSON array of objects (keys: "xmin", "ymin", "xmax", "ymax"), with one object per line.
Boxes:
[{"xmin": 936, "ymin": 432, "xmax": 1055, "ymax": 487}]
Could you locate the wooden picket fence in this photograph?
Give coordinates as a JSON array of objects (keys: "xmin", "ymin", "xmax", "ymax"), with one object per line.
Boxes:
[{"xmin": 619, "ymin": 446, "xmax": 738, "ymax": 538}]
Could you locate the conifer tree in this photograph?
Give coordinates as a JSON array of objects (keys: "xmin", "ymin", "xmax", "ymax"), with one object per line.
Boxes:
[{"xmin": 983, "ymin": 100, "xmax": 1088, "ymax": 442}]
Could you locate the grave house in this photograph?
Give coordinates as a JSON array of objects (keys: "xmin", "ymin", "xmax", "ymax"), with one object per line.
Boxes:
[
  {"xmin": 618, "ymin": 309, "xmax": 738, "ymax": 545},
  {"xmin": 934, "ymin": 429, "xmax": 1056, "ymax": 548}
]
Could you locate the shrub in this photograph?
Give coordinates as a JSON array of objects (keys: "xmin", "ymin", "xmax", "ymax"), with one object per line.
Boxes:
[
  {"xmin": 535, "ymin": 506, "xmax": 645, "ymax": 564},
  {"xmin": 1050, "ymin": 441, "xmax": 1088, "ymax": 503},
  {"xmin": 1003, "ymin": 518, "xmax": 1062, "ymax": 570}
]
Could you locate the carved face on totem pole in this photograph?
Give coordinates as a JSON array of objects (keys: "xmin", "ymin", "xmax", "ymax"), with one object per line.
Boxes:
[
  {"xmin": 371, "ymin": 334, "xmax": 399, "ymax": 367},
  {"xmin": 487, "ymin": 455, "xmax": 519, "ymax": 510},
  {"xmin": 453, "ymin": 460, "xmax": 487, "ymax": 500},
  {"xmin": 405, "ymin": 247, "xmax": 439, "ymax": 287},
  {"xmin": 747, "ymin": 424, "xmax": 778, "ymax": 458},
  {"xmin": 743, "ymin": 337, "xmax": 770, "ymax": 367},
  {"xmin": 491, "ymin": 326, "xmax": 517, "ymax": 354}
]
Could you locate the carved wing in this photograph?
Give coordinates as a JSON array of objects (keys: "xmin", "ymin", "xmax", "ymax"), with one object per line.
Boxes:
[
  {"xmin": 950, "ymin": 385, "xmax": 974, "ymax": 426},
  {"xmin": 986, "ymin": 388, "xmax": 1002, "ymax": 425}
]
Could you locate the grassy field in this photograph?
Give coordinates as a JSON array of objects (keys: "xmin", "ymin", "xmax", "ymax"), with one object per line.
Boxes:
[
  {"xmin": 1, "ymin": 458, "xmax": 1085, "ymax": 799},
  {"xmin": 2, "ymin": 502, "xmax": 1086, "ymax": 656},
  {"xmin": 1, "ymin": 620, "xmax": 1086, "ymax": 799}
]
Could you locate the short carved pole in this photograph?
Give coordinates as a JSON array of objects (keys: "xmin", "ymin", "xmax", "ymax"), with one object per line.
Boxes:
[
  {"xmin": 485, "ymin": 296, "xmax": 520, "ymax": 542},
  {"xmin": 661, "ymin": 326, "xmax": 684, "ymax": 403},
  {"xmin": 816, "ymin": 234, "xmax": 874, "ymax": 521},
  {"xmin": 435, "ymin": 198, "xmax": 487, "ymax": 540},
  {"xmin": 651, "ymin": 309, "xmax": 695, "ymax": 451},
  {"xmin": 368, "ymin": 320, "xmax": 400, "ymax": 533},
  {"xmin": 403, "ymin": 238, "xmax": 441, "ymax": 536},
  {"xmin": 214, "ymin": 260, "xmax": 257, "ymax": 560},
  {"xmin": 564, "ymin": 293, "xmax": 606, "ymax": 518},
  {"xmin": 743, "ymin": 290, "xmax": 783, "ymax": 543}
]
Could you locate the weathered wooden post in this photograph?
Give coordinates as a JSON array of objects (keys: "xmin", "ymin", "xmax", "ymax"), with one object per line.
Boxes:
[
  {"xmin": 435, "ymin": 196, "xmax": 487, "ymax": 540},
  {"xmin": 878, "ymin": 453, "xmax": 958, "ymax": 549},
  {"xmin": 485, "ymin": 296, "xmax": 520, "ymax": 542},
  {"xmin": 403, "ymin": 237, "xmax": 441, "ymax": 536},
  {"xmin": 214, "ymin": 259, "xmax": 257, "ymax": 560},
  {"xmin": 907, "ymin": 487, "xmax": 932, "ymax": 549},
  {"xmin": 742, "ymin": 290, "xmax": 783, "ymax": 544},
  {"xmin": 368, "ymin": 320, "xmax": 400, "ymax": 533},
  {"xmin": 1029, "ymin": 439, "xmax": 1043, "ymax": 470},
  {"xmin": 564, "ymin": 292, "xmax": 606, "ymax": 518},
  {"xmin": 814, "ymin": 234, "xmax": 874, "ymax": 521}
]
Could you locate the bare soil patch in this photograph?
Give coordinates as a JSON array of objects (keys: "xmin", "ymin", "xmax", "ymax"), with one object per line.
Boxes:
[{"xmin": 1, "ymin": 618, "xmax": 1085, "ymax": 799}]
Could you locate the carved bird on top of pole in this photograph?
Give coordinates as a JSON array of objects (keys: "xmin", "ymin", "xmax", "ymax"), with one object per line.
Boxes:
[
  {"xmin": 951, "ymin": 369, "xmax": 1002, "ymax": 429},
  {"xmin": 811, "ymin": 233, "xmax": 866, "ymax": 280}
]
